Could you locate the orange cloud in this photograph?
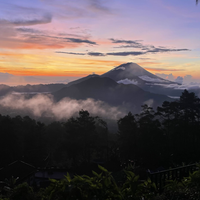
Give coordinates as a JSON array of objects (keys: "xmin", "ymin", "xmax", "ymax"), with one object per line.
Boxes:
[{"xmin": 0, "ymin": 52, "xmax": 123, "ymax": 76}]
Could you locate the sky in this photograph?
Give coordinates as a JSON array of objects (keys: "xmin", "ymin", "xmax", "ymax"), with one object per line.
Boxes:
[{"xmin": 0, "ymin": 0, "xmax": 200, "ymax": 85}]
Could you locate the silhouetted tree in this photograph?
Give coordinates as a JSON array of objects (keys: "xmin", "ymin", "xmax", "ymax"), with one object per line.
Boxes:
[
  {"xmin": 0, "ymin": 115, "xmax": 17, "ymax": 166},
  {"xmin": 157, "ymin": 90, "xmax": 200, "ymax": 164},
  {"xmin": 117, "ymin": 112, "xmax": 138, "ymax": 162},
  {"xmin": 64, "ymin": 110, "xmax": 107, "ymax": 166},
  {"xmin": 137, "ymin": 105, "xmax": 165, "ymax": 168},
  {"xmin": 178, "ymin": 90, "xmax": 200, "ymax": 162},
  {"xmin": 156, "ymin": 101, "xmax": 180, "ymax": 164},
  {"xmin": 44, "ymin": 121, "xmax": 66, "ymax": 167}
]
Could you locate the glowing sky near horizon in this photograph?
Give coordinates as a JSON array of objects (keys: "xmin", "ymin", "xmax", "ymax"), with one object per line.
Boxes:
[{"xmin": 0, "ymin": 0, "xmax": 200, "ymax": 84}]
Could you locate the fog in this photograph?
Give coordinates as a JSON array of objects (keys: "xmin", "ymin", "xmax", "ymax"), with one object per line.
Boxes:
[{"xmin": 0, "ymin": 93, "xmax": 125, "ymax": 122}]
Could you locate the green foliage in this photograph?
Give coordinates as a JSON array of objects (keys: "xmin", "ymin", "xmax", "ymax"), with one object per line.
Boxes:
[
  {"xmin": 4, "ymin": 165, "xmax": 200, "ymax": 200},
  {"xmin": 10, "ymin": 183, "xmax": 35, "ymax": 200},
  {"xmin": 122, "ymin": 170, "xmax": 156, "ymax": 200},
  {"xmin": 4, "ymin": 177, "xmax": 18, "ymax": 189},
  {"xmin": 183, "ymin": 165, "xmax": 200, "ymax": 188},
  {"xmin": 155, "ymin": 165, "xmax": 200, "ymax": 200},
  {"xmin": 38, "ymin": 165, "xmax": 158, "ymax": 200},
  {"xmin": 41, "ymin": 165, "xmax": 123, "ymax": 200}
]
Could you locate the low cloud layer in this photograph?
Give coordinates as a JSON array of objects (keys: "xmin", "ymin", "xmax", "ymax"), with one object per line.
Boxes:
[
  {"xmin": 149, "ymin": 72, "xmax": 200, "ymax": 95},
  {"xmin": 175, "ymin": 76, "xmax": 184, "ymax": 84},
  {"xmin": 0, "ymin": 94, "xmax": 125, "ymax": 121},
  {"xmin": 117, "ymin": 78, "xmax": 138, "ymax": 85},
  {"xmin": 148, "ymin": 82, "xmax": 200, "ymax": 93},
  {"xmin": 139, "ymin": 75, "xmax": 170, "ymax": 83},
  {"xmin": 0, "ymin": 72, "xmax": 14, "ymax": 82},
  {"xmin": 156, "ymin": 73, "xmax": 196, "ymax": 84}
]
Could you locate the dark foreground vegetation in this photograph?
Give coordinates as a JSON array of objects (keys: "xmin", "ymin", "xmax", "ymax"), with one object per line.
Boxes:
[
  {"xmin": 1, "ymin": 164, "xmax": 200, "ymax": 200},
  {"xmin": 1, "ymin": 89, "xmax": 200, "ymax": 199}
]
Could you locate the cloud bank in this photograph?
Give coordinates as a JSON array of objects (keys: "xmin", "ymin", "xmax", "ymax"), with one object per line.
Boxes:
[
  {"xmin": 155, "ymin": 73, "xmax": 197, "ymax": 84},
  {"xmin": 117, "ymin": 78, "xmax": 138, "ymax": 85},
  {"xmin": 0, "ymin": 94, "xmax": 125, "ymax": 121},
  {"xmin": 147, "ymin": 82, "xmax": 200, "ymax": 93}
]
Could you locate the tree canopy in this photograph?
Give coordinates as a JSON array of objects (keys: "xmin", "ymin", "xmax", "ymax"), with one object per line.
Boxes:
[{"xmin": 0, "ymin": 90, "xmax": 200, "ymax": 172}]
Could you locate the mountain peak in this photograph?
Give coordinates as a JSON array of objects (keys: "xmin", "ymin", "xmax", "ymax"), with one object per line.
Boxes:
[
  {"xmin": 110, "ymin": 62, "xmax": 153, "ymax": 77},
  {"xmin": 101, "ymin": 62, "xmax": 157, "ymax": 82}
]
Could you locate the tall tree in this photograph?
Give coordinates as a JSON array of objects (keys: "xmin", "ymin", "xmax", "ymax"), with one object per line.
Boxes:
[
  {"xmin": 64, "ymin": 110, "xmax": 106, "ymax": 166},
  {"xmin": 136, "ymin": 105, "xmax": 165, "ymax": 168},
  {"xmin": 117, "ymin": 112, "xmax": 138, "ymax": 162},
  {"xmin": 157, "ymin": 90, "xmax": 200, "ymax": 164}
]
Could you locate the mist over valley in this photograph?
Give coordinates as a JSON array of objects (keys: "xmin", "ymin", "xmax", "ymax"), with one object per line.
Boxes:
[
  {"xmin": 1, "ymin": 63, "xmax": 200, "ymax": 125},
  {"xmin": 0, "ymin": 63, "xmax": 177, "ymax": 123}
]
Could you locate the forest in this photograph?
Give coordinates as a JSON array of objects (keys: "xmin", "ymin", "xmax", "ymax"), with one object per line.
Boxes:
[
  {"xmin": 1, "ymin": 89, "xmax": 200, "ymax": 199},
  {"xmin": 1, "ymin": 89, "xmax": 200, "ymax": 170}
]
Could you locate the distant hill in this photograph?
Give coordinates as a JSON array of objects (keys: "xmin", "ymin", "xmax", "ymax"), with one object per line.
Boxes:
[
  {"xmin": 67, "ymin": 62, "xmax": 182, "ymax": 97},
  {"xmin": 0, "ymin": 84, "xmax": 67, "ymax": 96},
  {"xmin": 1, "ymin": 63, "xmax": 195, "ymax": 105},
  {"xmin": 67, "ymin": 74, "xmax": 99, "ymax": 86},
  {"xmin": 53, "ymin": 76, "xmax": 171, "ymax": 113}
]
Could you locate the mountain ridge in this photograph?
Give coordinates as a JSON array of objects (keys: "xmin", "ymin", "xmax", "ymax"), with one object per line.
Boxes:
[
  {"xmin": 101, "ymin": 62, "xmax": 177, "ymax": 85},
  {"xmin": 53, "ymin": 76, "xmax": 171, "ymax": 113}
]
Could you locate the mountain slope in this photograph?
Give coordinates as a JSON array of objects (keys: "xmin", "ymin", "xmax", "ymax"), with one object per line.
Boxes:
[
  {"xmin": 67, "ymin": 74, "xmax": 99, "ymax": 86},
  {"xmin": 66, "ymin": 62, "xmax": 182, "ymax": 97},
  {"xmin": 53, "ymin": 76, "xmax": 171, "ymax": 113},
  {"xmin": 101, "ymin": 62, "xmax": 182, "ymax": 96},
  {"xmin": 101, "ymin": 62, "xmax": 176, "ymax": 85}
]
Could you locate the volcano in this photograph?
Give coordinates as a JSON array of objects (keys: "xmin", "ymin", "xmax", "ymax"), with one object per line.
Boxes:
[
  {"xmin": 66, "ymin": 62, "xmax": 181, "ymax": 97},
  {"xmin": 101, "ymin": 62, "xmax": 176, "ymax": 86},
  {"xmin": 100, "ymin": 62, "xmax": 181, "ymax": 96},
  {"xmin": 54, "ymin": 76, "xmax": 171, "ymax": 113}
]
